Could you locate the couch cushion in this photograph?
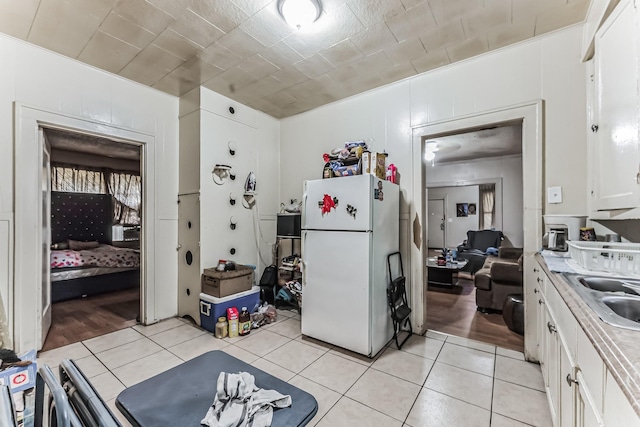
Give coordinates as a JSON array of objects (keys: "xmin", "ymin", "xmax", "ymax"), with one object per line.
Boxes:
[
  {"xmin": 490, "ymin": 261, "xmax": 522, "ymax": 286},
  {"xmin": 474, "ymin": 268, "xmax": 492, "ymax": 291}
]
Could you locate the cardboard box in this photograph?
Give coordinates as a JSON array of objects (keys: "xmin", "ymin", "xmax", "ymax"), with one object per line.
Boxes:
[
  {"xmin": 362, "ymin": 152, "xmax": 372, "ymax": 174},
  {"xmin": 202, "ymin": 265, "xmax": 254, "ymax": 298},
  {"xmin": 370, "ymin": 152, "xmax": 387, "ymax": 180}
]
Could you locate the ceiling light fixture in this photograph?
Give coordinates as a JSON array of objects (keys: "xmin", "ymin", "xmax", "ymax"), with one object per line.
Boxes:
[{"xmin": 278, "ymin": 0, "xmax": 322, "ymax": 30}]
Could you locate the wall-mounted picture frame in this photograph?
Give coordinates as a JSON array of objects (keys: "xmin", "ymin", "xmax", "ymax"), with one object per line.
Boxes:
[
  {"xmin": 468, "ymin": 203, "xmax": 477, "ymax": 215},
  {"xmin": 456, "ymin": 203, "xmax": 468, "ymax": 217}
]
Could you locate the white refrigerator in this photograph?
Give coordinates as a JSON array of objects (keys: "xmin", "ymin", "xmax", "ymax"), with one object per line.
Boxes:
[{"xmin": 301, "ymin": 174, "xmax": 399, "ymax": 357}]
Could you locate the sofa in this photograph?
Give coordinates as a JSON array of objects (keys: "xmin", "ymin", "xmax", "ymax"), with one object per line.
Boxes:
[
  {"xmin": 457, "ymin": 229, "xmax": 504, "ymax": 274},
  {"xmin": 474, "ymin": 246, "xmax": 523, "ymax": 312}
]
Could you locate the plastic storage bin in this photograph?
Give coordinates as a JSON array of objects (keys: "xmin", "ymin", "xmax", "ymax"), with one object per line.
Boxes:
[
  {"xmin": 568, "ymin": 241, "xmax": 640, "ymax": 275},
  {"xmin": 200, "ymin": 287, "xmax": 260, "ymax": 333}
]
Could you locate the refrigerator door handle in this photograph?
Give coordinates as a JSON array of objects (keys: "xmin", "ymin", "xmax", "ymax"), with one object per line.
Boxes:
[{"xmin": 301, "ymin": 232, "xmax": 307, "ymax": 286}]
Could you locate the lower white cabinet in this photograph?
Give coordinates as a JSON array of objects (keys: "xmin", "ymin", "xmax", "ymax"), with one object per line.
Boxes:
[{"xmin": 535, "ymin": 259, "xmax": 640, "ymax": 426}]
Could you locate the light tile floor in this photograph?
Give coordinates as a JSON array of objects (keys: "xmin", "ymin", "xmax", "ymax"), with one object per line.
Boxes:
[{"xmin": 37, "ymin": 309, "xmax": 552, "ymax": 426}]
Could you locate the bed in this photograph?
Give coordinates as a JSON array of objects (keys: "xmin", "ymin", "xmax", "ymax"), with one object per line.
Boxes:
[{"xmin": 50, "ymin": 191, "xmax": 140, "ymax": 303}]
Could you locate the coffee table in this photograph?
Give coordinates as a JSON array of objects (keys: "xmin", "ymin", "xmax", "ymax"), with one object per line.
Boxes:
[{"xmin": 427, "ymin": 258, "xmax": 468, "ymax": 287}]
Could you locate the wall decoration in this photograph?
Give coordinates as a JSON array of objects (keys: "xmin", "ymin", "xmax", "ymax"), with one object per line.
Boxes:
[
  {"xmin": 468, "ymin": 203, "xmax": 477, "ymax": 215},
  {"xmin": 456, "ymin": 203, "xmax": 468, "ymax": 217}
]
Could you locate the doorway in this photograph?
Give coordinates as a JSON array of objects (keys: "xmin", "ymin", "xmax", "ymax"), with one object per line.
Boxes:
[
  {"xmin": 41, "ymin": 127, "xmax": 143, "ymax": 351},
  {"xmin": 409, "ymin": 102, "xmax": 544, "ymax": 359},
  {"xmin": 13, "ymin": 105, "xmax": 158, "ymax": 353}
]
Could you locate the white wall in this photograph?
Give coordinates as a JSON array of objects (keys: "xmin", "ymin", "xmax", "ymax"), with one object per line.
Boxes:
[
  {"xmin": 0, "ymin": 33, "xmax": 179, "ymax": 350},
  {"xmin": 428, "ymin": 185, "xmax": 479, "ymax": 248},
  {"xmin": 427, "ymin": 155, "xmax": 524, "ymax": 247}
]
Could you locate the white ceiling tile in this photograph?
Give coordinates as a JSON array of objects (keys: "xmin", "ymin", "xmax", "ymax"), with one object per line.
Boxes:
[
  {"xmin": 263, "ymin": 91, "xmax": 299, "ymax": 107},
  {"xmin": 112, "ymin": 0, "xmax": 174, "ymax": 35},
  {"xmin": 380, "ymin": 61, "xmax": 418, "ymax": 82},
  {"xmin": 294, "ymin": 54, "xmax": 335, "ymax": 78},
  {"xmin": 271, "ymin": 67, "xmax": 309, "ymax": 86},
  {"xmin": 446, "ymin": 34, "xmax": 489, "ymax": 62},
  {"xmin": 78, "ymin": 30, "xmax": 141, "ymax": 73},
  {"xmin": 350, "ymin": 22, "xmax": 398, "ymax": 56},
  {"xmin": 400, "ymin": 0, "xmax": 427, "ymax": 10},
  {"xmin": 198, "ymin": 43, "xmax": 243, "ymax": 70},
  {"xmin": 231, "ymin": 0, "xmax": 272, "ymax": 16},
  {"xmin": 462, "ymin": 0, "xmax": 512, "ymax": 38},
  {"xmin": 411, "ymin": 48, "xmax": 450, "ymax": 73},
  {"xmin": 320, "ymin": 39, "xmax": 364, "ymax": 68},
  {"xmin": 234, "ymin": 75, "xmax": 289, "ymax": 100},
  {"xmin": 237, "ymin": 54, "xmax": 280, "ymax": 79},
  {"xmin": 347, "ymin": 0, "xmax": 406, "ymax": 27},
  {"xmin": 146, "ymin": 0, "xmax": 190, "ymax": 19},
  {"xmin": 385, "ymin": 2, "xmax": 437, "ymax": 42},
  {"xmin": 487, "ymin": 17, "xmax": 536, "ymax": 50},
  {"xmin": 239, "ymin": 3, "xmax": 294, "ymax": 48},
  {"xmin": 384, "ymin": 38, "xmax": 427, "ymax": 66},
  {"xmin": 418, "ymin": 19, "xmax": 466, "ymax": 51},
  {"xmin": 28, "ymin": 0, "xmax": 104, "ymax": 58},
  {"xmin": 216, "ymin": 27, "xmax": 264, "ymax": 59},
  {"xmin": 260, "ymin": 41, "xmax": 305, "ymax": 68},
  {"xmin": 100, "ymin": 12, "xmax": 157, "ymax": 50},
  {"xmin": 119, "ymin": 44, "xmax": 183, "ymax": 85},
  {"xmin": 427, "ymin": 0, "xmax": 483, "ymax": 25},
  {"xmin": 170, "ymin": 9, "xmax": 225, "ymax": 48},
  {"xmin": 512, "ymin": 0, "xmax": 567, "ymax": 23},
  {"xmin": 284, "ymin": 3, "xmax": 365, "ymax": 58},
  {"xmin": 153, "ymin": 29, "xmax": 203, "ymax": 61},
  {"xmin": 188, "ymin": 0, "xmax": 249, "ymax": 33},
  {"xmin": 0, "ymin": 0, "xmax": 40, "ymax": 39},
  {"xmin": 534, "ymin": 0, "xmax": 590, "ymax": 36},
  {"xmin": 207, "ymin": 66, "xmax": 259, "ymax": 93},
  {"xmin": 176, "ymin": 57, "xmax": 225, "ymax": 84},
  {"xmin": 152, "ymin": 73, "xmax": 200, "ymax": 96}
]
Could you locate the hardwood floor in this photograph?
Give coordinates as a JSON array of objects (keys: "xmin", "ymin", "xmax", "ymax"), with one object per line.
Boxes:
[
  {"xmin": 426, "ymin": 272, "xmax": 524, "ymax": 352},
  {"xmin": 41, "ymin": 288, "xmax": 140, "ymax": 352}
]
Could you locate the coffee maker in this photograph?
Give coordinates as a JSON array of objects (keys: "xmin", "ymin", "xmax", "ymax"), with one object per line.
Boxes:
[{"xmin": 542, "ymin": 215, "xmax": 587, "ymax": 252}]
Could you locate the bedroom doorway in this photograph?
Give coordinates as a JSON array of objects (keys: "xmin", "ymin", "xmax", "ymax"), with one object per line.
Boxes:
[{"xmin": 41, "ymin": 127, "xmax": 143, "ymax": 351}]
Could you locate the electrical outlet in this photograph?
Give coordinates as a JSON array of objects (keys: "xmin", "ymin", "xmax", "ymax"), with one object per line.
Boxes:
[{"xmin": 547, "ymin": 186, "xmax": 562, "ymax": 204}]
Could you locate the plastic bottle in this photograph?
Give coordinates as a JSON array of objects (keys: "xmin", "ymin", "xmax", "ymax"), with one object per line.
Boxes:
[
  {"xmin": 214, "ymin": 317, "xmax": 228, "ymax": 339},
  {"xmin": 227, "ymin": 307, "xmax": 239, "ymax": 338},
  {"xmin": 239, "ymin": 307, "xmax": 251, "ymax": 336}
]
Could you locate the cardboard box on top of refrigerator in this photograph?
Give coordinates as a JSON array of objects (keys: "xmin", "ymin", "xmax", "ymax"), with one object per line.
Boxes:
[{"xmin": 369, "ymin": 152, "xmax": 387, "ymax": 180}]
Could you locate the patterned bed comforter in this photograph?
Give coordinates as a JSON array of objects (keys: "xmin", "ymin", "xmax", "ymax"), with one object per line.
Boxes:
[{"xmin": 51, "ymin": 244, "xmax": 140, "ymax": 269}]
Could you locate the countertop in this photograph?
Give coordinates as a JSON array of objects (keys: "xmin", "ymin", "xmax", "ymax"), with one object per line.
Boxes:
[{"xmin": 535, "ymin": 253, "xmax": 640, "ymax": 417}]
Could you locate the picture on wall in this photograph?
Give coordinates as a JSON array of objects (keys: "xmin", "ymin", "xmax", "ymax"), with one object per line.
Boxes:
[
  {"xmin": 456, "ymin": 203, "xmax": 468, "ymax": 217},
  {"xmin": 468, "ymin": 203, "xmax": 477, "ymax": 215}
]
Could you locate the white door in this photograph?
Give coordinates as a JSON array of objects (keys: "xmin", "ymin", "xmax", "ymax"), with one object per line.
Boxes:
[
  {"xmin": 427, "ymin": 199, "xmax": 445, "ymax": 248},
  {"xmin": 40, "ymin": 129, "xmax": 52, "ymax": 347},
  {"xmin": 178, "ymin": 193, "xmax": 201, "ymax": 324},
  {"xmin": 303, "ymin": 175, "xmax": 372, "ymax": 231},
  {"xmin": 301, "ymin": 230, "xmax": 371, "ymax": 355}
]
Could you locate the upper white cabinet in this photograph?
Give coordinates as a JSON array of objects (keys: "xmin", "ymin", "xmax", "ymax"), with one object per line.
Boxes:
[{"xmin": 591, "ymin": 0, "xmax": 640, "ymax": 212}]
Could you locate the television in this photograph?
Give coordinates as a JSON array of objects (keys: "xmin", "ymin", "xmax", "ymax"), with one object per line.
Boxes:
[{"xmin": 277, "ymin": 213, "xmax": 301, "ymax": 238}]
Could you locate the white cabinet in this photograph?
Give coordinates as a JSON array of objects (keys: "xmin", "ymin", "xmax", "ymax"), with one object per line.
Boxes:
[
  {"xmin": 536, "ymin": 258, "xmax": 640, "ymax": 426},
  {"xmin": 591, "ymin": 0, "xmax": 640, "ymax": 212}
]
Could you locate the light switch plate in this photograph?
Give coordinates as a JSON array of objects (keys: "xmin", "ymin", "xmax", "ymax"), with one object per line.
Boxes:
[{"xmin": 547, "ymin": 186, "xmax": 562, "ymax": 204}]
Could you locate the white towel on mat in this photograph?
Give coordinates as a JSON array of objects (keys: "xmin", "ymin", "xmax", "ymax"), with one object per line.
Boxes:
[{"xmin": 201, "ymin": 371, "xmax": 292, "ymax": 427}]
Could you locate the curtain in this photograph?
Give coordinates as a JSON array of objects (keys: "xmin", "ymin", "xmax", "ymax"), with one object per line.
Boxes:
[
  {"xmin": 51, "ymin": 166, "xmax": 141, "ymax": 225},
  {"xmin": 51, "ymin": 166, "xmax": 106, "ymax": 193},
  {"xmin": 107, "ymin": 172, "xmax": 141, "ymax": 225},
  {"xmin": 479, "ymin": 184, "xmax": 495, "ymax": 229}
]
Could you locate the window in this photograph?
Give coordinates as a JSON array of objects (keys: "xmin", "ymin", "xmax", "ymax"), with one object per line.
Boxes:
[
  {"xmin": 51, "ymin": 166, "xmax": 141, "ymax": 225},
  {"xmin": 478, "ymin": 184, "xmax": 495, "ymax": 229}
]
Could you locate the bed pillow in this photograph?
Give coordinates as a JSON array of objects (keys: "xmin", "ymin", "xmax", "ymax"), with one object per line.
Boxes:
[
  {"xmin": 68, "ymin": 240, "xmax": 100, "ymax": 250},
  {"xmin": 51, "ymin": 241, "xmax": 69, "ymax": 250}
]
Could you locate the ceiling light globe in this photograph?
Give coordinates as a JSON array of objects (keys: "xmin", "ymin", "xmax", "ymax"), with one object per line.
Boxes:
[
  {"xmin": 424, "ymin": 150, "xmax": 436, "ymax": 161},
  {"xmin": 280, "ymin": 0, "xmax": 321, "ymax": 29}
]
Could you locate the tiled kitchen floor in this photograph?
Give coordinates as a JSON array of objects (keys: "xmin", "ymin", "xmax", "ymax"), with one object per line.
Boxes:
[{"xmin": 37, "ymin": 310, "xmax": 552, "ymax": 427}]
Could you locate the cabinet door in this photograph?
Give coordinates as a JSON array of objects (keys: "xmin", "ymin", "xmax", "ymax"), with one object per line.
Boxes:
[
  {"xmin": 593, "ymin": 0, "xmax": 640, "ymax": 210},
  {"xmin": 560, "ymin": 338, "xmax": 577, "ymax": 427},
  {"xmin": 576, "ymin": 371, "xmax": 605, "ymax": 427},
  {"xmin": 545, "ymin": 305, "xmax": 560, "ymax": 425}
]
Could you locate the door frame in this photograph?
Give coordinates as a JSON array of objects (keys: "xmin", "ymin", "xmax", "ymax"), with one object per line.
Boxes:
[
  {"xmin": 410, "ymin": 101, "xmax": 544, "ymax": 359},
  {"xmin": 14, "ymin": 104, "xmax": 156, "ymax": 352}
]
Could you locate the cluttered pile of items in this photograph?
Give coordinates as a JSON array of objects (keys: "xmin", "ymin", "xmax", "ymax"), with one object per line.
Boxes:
[{"xmin": 322, "ymin": 140, "xmax": 398, "ymax": 183}]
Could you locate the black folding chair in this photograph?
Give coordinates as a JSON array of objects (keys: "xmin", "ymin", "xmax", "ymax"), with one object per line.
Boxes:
[{"xmin": 386, "ymin": 251, "xmax": 412, "ymax": 350}]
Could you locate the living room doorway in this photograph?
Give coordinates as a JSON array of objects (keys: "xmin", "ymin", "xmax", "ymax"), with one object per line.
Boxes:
[{"xmin": 410, "ymin": 101, "xmax": 544, "ymax": 359}]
